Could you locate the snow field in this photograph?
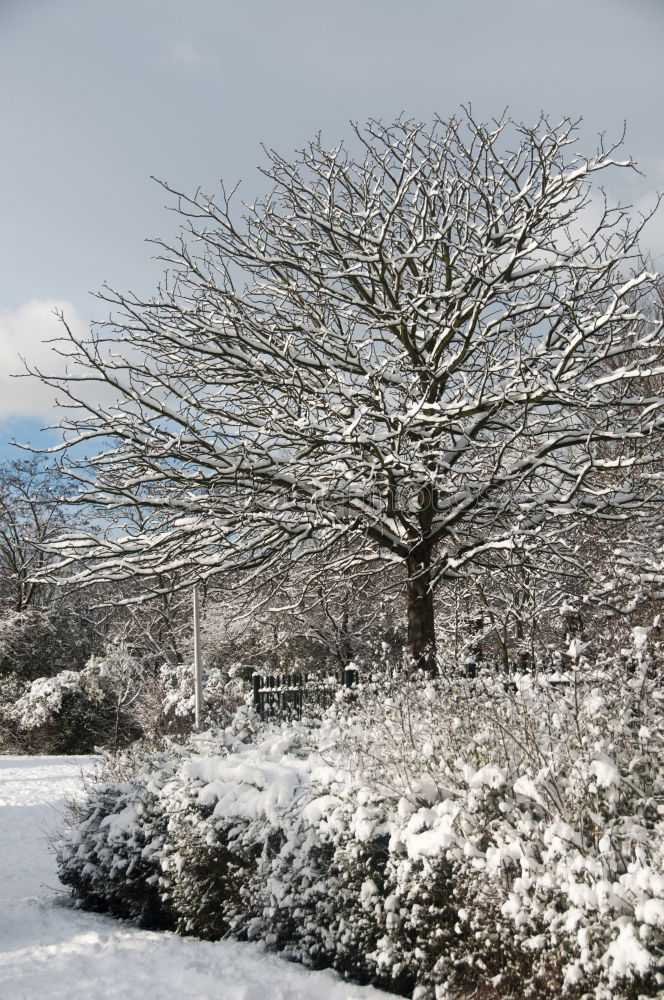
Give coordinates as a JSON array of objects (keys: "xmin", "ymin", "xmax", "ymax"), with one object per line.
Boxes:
[{"xmin": 0, "ymin": 756, "xmax": 397, "ymax": 1000}]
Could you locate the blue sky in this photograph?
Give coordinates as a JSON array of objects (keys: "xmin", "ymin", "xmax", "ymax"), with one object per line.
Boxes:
[{"xmin": 1, "ymin": 0, "xmax": 663, "ymax": 461}]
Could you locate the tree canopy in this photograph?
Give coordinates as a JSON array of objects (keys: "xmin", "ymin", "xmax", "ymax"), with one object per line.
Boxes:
[{"xmin": 34, "ymin": 111, "xmax": 664, "ymax": 669}]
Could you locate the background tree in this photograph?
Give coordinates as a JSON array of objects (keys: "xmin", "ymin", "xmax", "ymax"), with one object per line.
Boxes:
[
  {"xmin": 202, "ymin": 550, "xmax": 405, "ymax": 678},
  {"xmin": 0, "ymin": 458, "xmax": 97, "ymax": 680},
  {"xmin": 34, "ymin": 111, "xmax": 663, "ymax": 671},
  {"xmin": 0, "ymin": 459, "xmax": 191, "ymax": 684},
  {"xmin": 0, "ymin": 457, "xmax": 69, "ymax": 613}
]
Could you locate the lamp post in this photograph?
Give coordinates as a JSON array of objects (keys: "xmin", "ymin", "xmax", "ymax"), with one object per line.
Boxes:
[{"xmin": 193, "ymin": 582, "xmax": 204, "ymax": 730}]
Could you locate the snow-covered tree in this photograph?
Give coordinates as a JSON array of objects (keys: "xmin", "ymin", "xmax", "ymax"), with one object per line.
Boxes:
[
  {"xmin": 0, "ymin": 458, "xmax": 71, "ymax": 613},
  {"xmin": 34, "ymin": 112, "xmax": 664, "ymax": 670},
  {"xmin": 0, "ymin": 458, "xmax": 101, "ymax": 681},
  {"xmin": 202, "ymin": 549, "xmax": 405, "ymax": 676}
]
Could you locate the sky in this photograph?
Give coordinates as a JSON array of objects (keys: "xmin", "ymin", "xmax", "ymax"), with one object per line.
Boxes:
[{"xmin": 1, "ymin": 0, "xmax": 663, "ymax": 459}]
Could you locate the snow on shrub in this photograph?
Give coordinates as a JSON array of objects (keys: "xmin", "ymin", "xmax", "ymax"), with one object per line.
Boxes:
[
  {"xmin": 158, "ymin": 660, "xmax": 246, "ymax": 730},
  {"xmin": 0, "ymin": 637, "xmax": 252, "ymax": 752},
  {"xmin": 57, "ymin": 747, "xmax": 179, "ymax": 928},
  {"xmin": 57, "ymin": 633, "xmax": 664, "ymax": 999},
  {"xmin": 5, "ymin": 645, "xmax": 144, "ymax": 752},
  {"xmin": 12, "ymin": 670, "xmax": 88, "ymax": 729}
]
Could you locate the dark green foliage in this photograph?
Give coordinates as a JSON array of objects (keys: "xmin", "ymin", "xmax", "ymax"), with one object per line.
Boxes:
[
  {"xmin": 42, "ymin": 689, "xmax": 140, "ymax": 755},
  {"xmin": 162, "ymin": 810, "xmax": 261, "ymax": 941},
  {"xmin": 57, "ymin": 774, "xmax": 175, "ymax": 930}
]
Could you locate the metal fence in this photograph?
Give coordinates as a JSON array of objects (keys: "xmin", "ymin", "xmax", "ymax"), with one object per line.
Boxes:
[
  {"xmin": 252, "ymin": 666, "xmax": 359, "ymax": 719},
  {"xmin": 250, "ymin": 662, "xmax": 575, "ymax": 719}
]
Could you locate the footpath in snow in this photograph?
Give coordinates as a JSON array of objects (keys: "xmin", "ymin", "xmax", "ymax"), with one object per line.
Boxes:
[{"xmin": 0, "ymin": 756, "xmax": 397, "ymax": 1000}]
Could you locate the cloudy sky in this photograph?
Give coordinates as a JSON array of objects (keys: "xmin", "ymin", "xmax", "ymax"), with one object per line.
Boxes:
[{"xmin": 1, "ymin": 0, "xmax": 663, "ymax": 458}]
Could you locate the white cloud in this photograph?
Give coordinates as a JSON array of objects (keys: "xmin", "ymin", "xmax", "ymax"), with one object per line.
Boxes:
[
  {"xmin": 634, "ymin": 189, "xmax": 664, "ymax": 271},
  {"xmin": 0, "ymin": 299, "xmax": 88, "ymax": 419},
  {"xmin": 551, "ymin": 182, "xmax": 664, "ymax": 273},
  {"xmin": 168, "ymin": 38, "xmax": 218, "ymax": 72}
]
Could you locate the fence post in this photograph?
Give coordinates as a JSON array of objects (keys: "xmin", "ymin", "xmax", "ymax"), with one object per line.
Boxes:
[
  {"xmin": 344, "ymin": 665, "xmax": 358, "ymax": 688},
  {"xmin": 252, "ymin": 673, "xmax": 261, "ymax": 714}
]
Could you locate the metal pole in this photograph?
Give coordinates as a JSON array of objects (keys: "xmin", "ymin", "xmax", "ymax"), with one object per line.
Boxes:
[{"xmin": 193, "ymin": 582, "xmax": 204, "ymax": 730}]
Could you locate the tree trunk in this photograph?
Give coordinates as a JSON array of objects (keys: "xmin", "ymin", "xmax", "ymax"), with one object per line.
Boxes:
[{"xmin": 406, "ymin": 549, "xmax": 436, "ymax": 674}]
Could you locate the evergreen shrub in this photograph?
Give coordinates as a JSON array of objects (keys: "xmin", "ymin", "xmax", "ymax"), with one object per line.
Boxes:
[{"xmin": 57, "ymin": 633, "xmax": 664, "ymax": 999}]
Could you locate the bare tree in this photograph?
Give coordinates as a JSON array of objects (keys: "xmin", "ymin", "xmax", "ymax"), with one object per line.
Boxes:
[
  {"xmin": 33, "ymin": 111, "xmax": 664, "ymax": 671},
  {"xmin": 0, "ymin": 458, "xmax": 70, "ymax": 613},
  {"xmin": 202, "ymin": 549, "xmax": 404, "ymax": 675}
]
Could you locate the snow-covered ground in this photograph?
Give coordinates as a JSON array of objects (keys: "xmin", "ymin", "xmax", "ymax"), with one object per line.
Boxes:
[{"xmin": 0, "ymin": 756, "xmax": 397, "ymax": 1000}]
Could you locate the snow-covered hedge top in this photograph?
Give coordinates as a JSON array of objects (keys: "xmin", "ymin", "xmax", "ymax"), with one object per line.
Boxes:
[{"xmin": 60, "ymin": 637, "xmax": 664, "ymax": 998}]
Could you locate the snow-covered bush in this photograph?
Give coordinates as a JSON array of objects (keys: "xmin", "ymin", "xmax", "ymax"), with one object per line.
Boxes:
[
  {"xmin": 0, "ymin": 636, "xmax": 251, "ymax": 753},
  {"xmin": 158, "ymin": 660, "xmax": 247, "ymax": 734},
  {"xmin": 57, "ymin": 631, "xmax": 664, "ymax": 999},
  {"xmin": 0, "ymin": 605, "xmax": 91, "ymax": 681},
  {"xmin": 58, "ymin": 747, "xmax": 178, "ymax": 928},
  {"xmin": 339, "ymin": 632, "xmax": 664, "ymax": 999},
  {"xmin": 3, "ymin": 646, "xmax": 144, "ymax": 753}
]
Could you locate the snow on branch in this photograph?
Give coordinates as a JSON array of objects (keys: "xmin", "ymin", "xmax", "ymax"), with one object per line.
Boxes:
[{"xmin": 25, "ymin": 110, "xmax": 664, "ymax": 669}]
